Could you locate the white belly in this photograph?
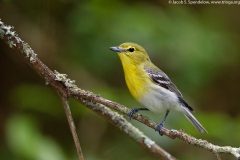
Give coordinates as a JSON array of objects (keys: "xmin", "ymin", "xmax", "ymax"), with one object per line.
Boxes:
[{"xmin": 139, "ymin": 85, "xmax": 183, "ymax": 113}]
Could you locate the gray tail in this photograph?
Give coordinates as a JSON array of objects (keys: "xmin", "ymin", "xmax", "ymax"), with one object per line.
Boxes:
[{"xmin": 183, "ymin": 107, "xmax": 208, "ymax": 133}]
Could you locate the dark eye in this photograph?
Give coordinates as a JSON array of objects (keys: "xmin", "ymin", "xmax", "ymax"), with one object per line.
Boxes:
[{"xmin": 128, "ymin": 47, "xmax": 135, "ymax": 52}]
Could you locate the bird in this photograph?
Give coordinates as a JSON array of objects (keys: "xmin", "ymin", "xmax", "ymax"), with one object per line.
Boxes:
[{"xmin": 110, "ymin": 42, "xmax": 207, "ymax": 134}]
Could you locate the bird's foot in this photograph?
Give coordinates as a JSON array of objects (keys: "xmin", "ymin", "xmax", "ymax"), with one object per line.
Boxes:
[
  {"xmin": 155, "ymin": 123, "xmax": 165, "ymax": 136},
  {"xmin": 129, "ymin": 108, "xmax": 140, "ymax": 121},
  {"xmin": 129, "ymin": 108, "xmax": 149, "ymax": 121},
  {"xmin": 155, "ymin": 110, "xmax": 170, "ymax": 136}
]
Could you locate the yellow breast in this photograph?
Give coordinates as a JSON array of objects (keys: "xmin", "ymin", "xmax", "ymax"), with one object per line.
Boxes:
[{"xmin": 118, "ymin": 54, "xmax": 150, "ymax": 100}]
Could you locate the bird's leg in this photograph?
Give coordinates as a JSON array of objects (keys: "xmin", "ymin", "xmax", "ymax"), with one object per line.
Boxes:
[
  {"xmin": 129, "ymin": 108, "xmax": 149, "ymax": 120},
  {"xmin": 155, "ymin": 110, "xmax": 170, "ymax": 136}
]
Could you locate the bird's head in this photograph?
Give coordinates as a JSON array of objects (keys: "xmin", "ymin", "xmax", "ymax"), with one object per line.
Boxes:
[{"xmin": 110, "ymin": 42, "xmax": 150, "ymax": 65}]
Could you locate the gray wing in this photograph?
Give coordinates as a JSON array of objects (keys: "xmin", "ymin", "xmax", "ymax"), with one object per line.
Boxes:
[
  {"xmin": 145, "ymin": 68, "xmax": 194, "ymax": 112},
  {"xmin": 145, "ymin": 68, "xmax": 182, "ymax": 97}
]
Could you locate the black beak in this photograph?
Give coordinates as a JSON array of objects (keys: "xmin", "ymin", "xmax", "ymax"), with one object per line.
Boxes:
[{"xmin": 110, "ymin": 46, "xmax": 126, "ymax": 53}]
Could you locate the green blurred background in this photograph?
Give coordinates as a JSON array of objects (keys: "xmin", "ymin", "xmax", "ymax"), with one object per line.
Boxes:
[{"xmin": 0, "ymin": 0, "xmax": 240, "ymax": 160}]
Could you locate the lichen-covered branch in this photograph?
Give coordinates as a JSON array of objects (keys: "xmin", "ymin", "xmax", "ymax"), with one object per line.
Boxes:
[
  {"xmin": 1, "ymin": 19, "xmax": 239, "ymax": 160},
  {"xmin": 69, "ymin": 81, "xmax": 240, "ymax": 160},
  {"xmin": 0, "ymin": 19, "xmax": 175, "ymax": 160}
]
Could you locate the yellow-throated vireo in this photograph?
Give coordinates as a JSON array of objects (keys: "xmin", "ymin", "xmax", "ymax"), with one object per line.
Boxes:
[{"xmin": 110, "ymin": 42, "xmax": 207, "ymax": 134}]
